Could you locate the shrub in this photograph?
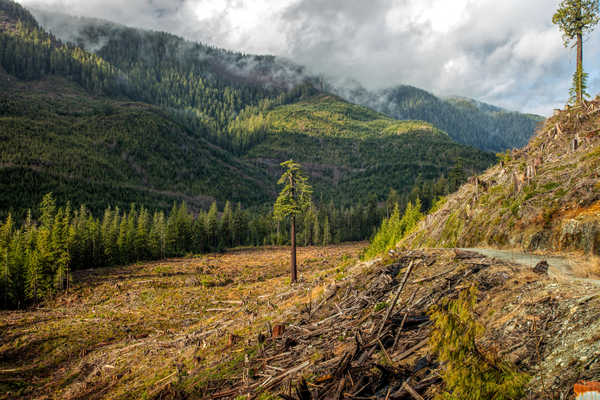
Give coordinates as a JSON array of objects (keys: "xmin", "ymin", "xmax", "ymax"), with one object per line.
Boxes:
[
  {"xmin": 362, "ymin": 199, "xmax": 423, "ymax": 260},
  {"xmin": 429, "ymin": 286, "xmax": 529, "ymax": 400}
]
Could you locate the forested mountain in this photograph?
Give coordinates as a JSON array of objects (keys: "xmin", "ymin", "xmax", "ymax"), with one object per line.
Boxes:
[
  {"xmin": 242, "ymin": 94, "xmax": 496, "ymax": 209},
  {"xmin": 29, "ymin": 8, "xmax": 542, "ymax": 154},
  {"xmin": 335, "ymin": 84, "xmax": 544, "ymax": 152},
  {"xmin": 0, "ymin": 0, "xmax": 498, "ymax": 218}
]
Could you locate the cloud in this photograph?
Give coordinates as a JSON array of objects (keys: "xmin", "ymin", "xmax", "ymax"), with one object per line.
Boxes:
[{"xmin": 15, "ymin": 0, "xmax": 600, "ymax": 115}]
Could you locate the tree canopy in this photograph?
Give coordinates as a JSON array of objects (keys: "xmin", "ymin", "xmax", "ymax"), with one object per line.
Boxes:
[
  {"xmin": 553, "ymin": 0, "xmax": 600, "ymax": 104},
  {"xmin": 274, "ymin": 160, "xmax": 313, "ymax": 221}
]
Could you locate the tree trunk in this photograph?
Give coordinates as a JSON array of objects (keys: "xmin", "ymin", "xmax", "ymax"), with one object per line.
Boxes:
[
  {"xmin": 290, "ymin": 215, "xmax": 297, "ymax": 283},
  {"xmin": 577, "ymin": 31, "xmax": 583, "ymax": 104}
]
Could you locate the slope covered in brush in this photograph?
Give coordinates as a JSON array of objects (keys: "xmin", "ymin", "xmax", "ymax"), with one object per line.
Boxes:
[{"xmin": 403, "ymin": 99, "xmax": 600, "ymax": 255}]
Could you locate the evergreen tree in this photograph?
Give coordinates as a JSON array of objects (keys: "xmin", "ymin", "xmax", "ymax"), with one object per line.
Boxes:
[
  {"xmin": 312, "ymin": 212, "xmax": 321, "ymax": 246},
  {"xmin": 205, "ymin": 202, "xmax": 219, "ymax": 250},
  {"xmin": 553, "ymin": 0, "xmax": 600, "ymax": 104},
  {"xmin": 322, "ymin": 216, "xmax": 331, "ymax": 246},
  {"xmin": 274, "ymin": 160, "xmax": 313, "ymax": 283},
  {"xmin": 220, "ymin": 201, "xmax": 234, "ymax": 248},
  {"xmin": 0, "ymin": 214, "xmax": 14, "ymax": 308}
]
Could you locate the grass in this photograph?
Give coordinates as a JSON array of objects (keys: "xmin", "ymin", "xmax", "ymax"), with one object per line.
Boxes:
[{"xmin": 0, "ymin": 242, "xmax": 366, "ymax": 399}]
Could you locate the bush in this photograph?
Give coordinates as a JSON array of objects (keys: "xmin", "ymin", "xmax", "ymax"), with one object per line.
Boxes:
[
  {"xmin": 429, "ymin": 286, "xmax": 529, "ymax": 400},
  {"xmin": 362, "ymin": 199, "xmax": 423, "ymax": 260}
]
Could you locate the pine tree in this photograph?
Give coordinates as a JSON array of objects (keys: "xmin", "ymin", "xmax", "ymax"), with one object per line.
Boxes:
[
  {"xmin": 553, "ymin": 0, "xmax": 599, "ymax": 104},
  {"xmin": 274, "ymin": 160, "xmax": 313, "ymax": 283},
  {"xmin": 322, "ymin": 216, "xmax": 331, "ymax": 246},
  {"xmin": 312, "ymin": 212, "xmax": 320, "ymax": 246},
  {"xmin": 206, "ymin": 202, "xmax": 219, "ymax": 250},
  {"xmin": 0, "ymin": 215, "xmax": 14, "ymax": 308},
  {"xmin": 221, "ymin": 201, "xmax": 234, "ymax": 248}
]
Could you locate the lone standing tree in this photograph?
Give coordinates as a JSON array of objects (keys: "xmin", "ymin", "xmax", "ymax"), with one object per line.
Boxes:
[
  {"xmin": 553, "ymin": 0, "xmax": 599, "ymax": 105},
  {"xmin": 274, "ymin": 160, "xmax": 313, "ymax": 284}
]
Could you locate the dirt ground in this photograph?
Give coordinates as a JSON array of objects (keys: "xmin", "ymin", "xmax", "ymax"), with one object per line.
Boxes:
[{"xmin": 0, "ymin": 243, "xmax": 366, "ymax": 400}]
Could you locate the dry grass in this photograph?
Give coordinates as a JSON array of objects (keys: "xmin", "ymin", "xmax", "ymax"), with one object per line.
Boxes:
[{"xmin": 0, "ymin": 243, "xmax": 366, "ymax": 399}]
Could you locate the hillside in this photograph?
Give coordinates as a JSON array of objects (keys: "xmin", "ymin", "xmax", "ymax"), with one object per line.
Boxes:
[
  {"xmin": 0, "ymin": 0, "xmax": 497, "ymax": 217},
  {"xmin": 403, "ymin": 99, "xmax": 600, "ymax": 257},
  {"xmin": 242, "ymin": 94, "xmax": 496, "ymax": 206},
  {"xmin": 0, "ymin": 67, "xmax": 276, "ymax": 217},
  {"xmin": 4, "ymin": 245, "xmax": 600, "ymax": 399},
  {"xmin": 31, "ymin": 8, "xmax": 542, "ymax": 154},
  {"xmin": 337, "ymin": 84, "xmax": 544, "ymax": 152}
]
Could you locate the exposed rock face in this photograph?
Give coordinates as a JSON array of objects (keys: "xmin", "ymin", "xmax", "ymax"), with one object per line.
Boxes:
[
  {"xmin": 558, "ymin": 217, "xmax": 600, "ymax": 255},
  {"xmin": 403, "ymin": 98, "xmax": 600, "ymax": 256}
]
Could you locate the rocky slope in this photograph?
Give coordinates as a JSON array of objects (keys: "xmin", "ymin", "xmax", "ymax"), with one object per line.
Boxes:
[{"xmin": 403, "ymin": 98, "xmax": 600, "ymax": 258}]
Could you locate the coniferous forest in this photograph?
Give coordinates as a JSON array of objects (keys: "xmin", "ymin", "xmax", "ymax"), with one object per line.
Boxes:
[{"xmin": 0, "ymin": 192, "xmax": 391, "ymax": 308}]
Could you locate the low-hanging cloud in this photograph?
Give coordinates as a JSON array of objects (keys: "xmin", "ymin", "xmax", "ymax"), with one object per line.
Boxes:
[{"xmin": 15, "ymin": 0, "xmax": 600, "ymax": 115}]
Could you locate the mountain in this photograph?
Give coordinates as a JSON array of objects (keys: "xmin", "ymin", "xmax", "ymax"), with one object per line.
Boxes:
[
  {"xmin": 0, "ymin": 0, "xmax": 495, "ymax": 219},
  {"xmin": 335, "ymin": 84, "xmax": 544, "ymax": 153},
  {"xmin": 30, "ymin": 8, "xmax": 542, "ymax": 154},
  {"xmin": 403, "ymin": 99, "xmax": 600, "ymax": 255}
]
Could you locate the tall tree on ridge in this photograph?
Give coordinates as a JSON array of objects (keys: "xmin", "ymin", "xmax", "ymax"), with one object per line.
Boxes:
[
  {"xmin": 553, "ymin": 0, "xmax": 600, "ymax": 104},
  {"xmin": 274, "ymin": 160, "xmax": 313, "ymax": 284}
]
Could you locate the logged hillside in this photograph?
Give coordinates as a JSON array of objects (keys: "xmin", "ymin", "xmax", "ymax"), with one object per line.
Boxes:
[
  {"xmin": 0, "ymin": 67, "xmax": 275, "ymax": 216},
  {"xmin": 338, "ymin": 85, "xmax": 544, "ymax": 152},
  {"xmin": 403, "ymin": 99, "xmax": 600, "ymax": 255}
]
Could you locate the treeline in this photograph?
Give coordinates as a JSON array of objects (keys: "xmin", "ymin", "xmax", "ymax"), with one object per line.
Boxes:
[{"xmin": 0, "ymin": 193, "xmax": 384, "ymax": 309}]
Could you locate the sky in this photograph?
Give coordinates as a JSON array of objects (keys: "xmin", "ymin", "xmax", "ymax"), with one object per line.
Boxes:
[{"xmin": 15, "ymin": 0, "xmax": 600, "ymax": 115}]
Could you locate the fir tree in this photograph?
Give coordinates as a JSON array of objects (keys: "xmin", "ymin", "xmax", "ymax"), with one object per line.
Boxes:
[
  {"xmin": 322, "ymin": 216, "xmax": 331, "ymax": 246},
  {"xmin": 274, "ymin": 160, "xmax": 313, "ymax": 283},
  {"xmin": 553, "ymin": 0, "xmax": 600, "ymax": 104}
]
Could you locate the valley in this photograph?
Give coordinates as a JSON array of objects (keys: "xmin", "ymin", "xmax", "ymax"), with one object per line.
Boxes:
[{"xmin": 1, "ymin": 0, "xmax": 600, "ymax": 399}]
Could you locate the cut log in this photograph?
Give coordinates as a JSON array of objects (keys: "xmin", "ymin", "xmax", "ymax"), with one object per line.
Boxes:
[
  {"xmin": 377, "ymin": 261, "xmax": 415, "ymax": 337},
  {"xmin": 272, "ymin": 324, "xmax": 286, "ymax": 339},
  {"xmin": 533, "ymin": 261, "xmax": 549, "ymax": 274}
]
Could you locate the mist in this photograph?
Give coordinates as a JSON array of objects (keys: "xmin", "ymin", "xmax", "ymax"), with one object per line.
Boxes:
[{"xmin": 16, "ymin": 0, "xmax": 600, "ymax": 115}]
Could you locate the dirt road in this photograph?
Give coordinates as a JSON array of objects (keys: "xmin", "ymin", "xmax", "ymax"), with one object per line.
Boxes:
[{"xmin": 461, "ymin": 248, "xmax": 600, "ymax": 286}]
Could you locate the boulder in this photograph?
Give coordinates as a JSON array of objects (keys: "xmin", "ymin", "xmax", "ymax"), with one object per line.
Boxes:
[{"xmin": 533, "ymin": 261, "xmax": 549, "ymax": 274}]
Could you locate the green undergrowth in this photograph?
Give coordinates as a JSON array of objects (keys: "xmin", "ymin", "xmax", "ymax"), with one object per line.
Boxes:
[
  {"xmin": 362, "ymin": 199, "xmax": 424, "ymax": 259},
  {"xmin": 430, "ymin": 286, "xmax": 530, "ymax": 400}
]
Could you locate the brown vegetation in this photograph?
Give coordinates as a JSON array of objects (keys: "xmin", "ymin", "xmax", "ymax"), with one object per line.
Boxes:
[{"xmin": 0, "ymin": 243, "xmax": 365, "ymax": 399}]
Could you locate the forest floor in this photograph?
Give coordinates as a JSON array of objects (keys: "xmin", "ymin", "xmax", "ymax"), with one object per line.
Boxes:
[{"xmin": 0, "ymin": 243, "xmax": 367, "ymax": 400}]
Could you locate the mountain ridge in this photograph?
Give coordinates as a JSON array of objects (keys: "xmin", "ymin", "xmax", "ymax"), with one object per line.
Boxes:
[
  {"xmin": 29, "ymin": 6, "xmax": 542, "ymax": 153},
  {"xmin": 0, "ymin": 0, "xmax": 496, "ymax": 217}
]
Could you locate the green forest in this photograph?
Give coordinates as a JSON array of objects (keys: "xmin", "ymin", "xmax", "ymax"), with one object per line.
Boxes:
[
  {"xmin": 340, "ymin": 85, "xmax": 543, "ymax": 152},
  {"xmin": 0, "ymin": 192, "xmax": 388, "ymax": 308}
]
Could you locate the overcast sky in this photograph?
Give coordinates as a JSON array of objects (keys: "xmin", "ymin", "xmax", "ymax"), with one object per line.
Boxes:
[{"xmin": 15, "ymin": 0, "xmax": 600, "ymax": 115}]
